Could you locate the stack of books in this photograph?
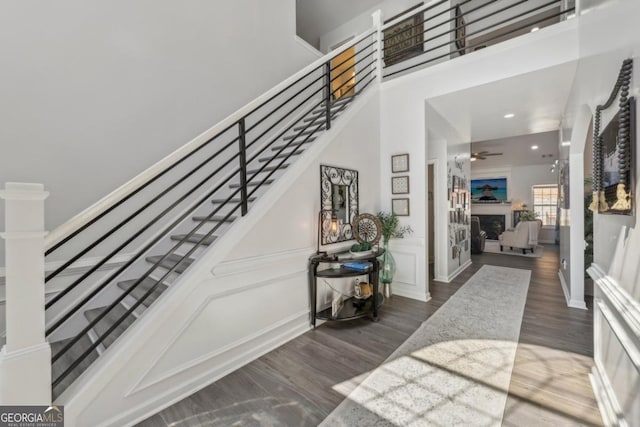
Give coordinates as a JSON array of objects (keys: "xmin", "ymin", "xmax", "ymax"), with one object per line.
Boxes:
[{"xmin": 342, "ymin": 261, "xmax": 373, "ymax": 272}]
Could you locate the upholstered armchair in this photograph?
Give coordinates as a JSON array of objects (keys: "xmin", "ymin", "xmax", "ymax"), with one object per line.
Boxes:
[
  {"xmin": 499, "ymin": 220, "xmax": 542, "ymax": 254},
  {"xmin": 470, "ymin": 216, "xmax": 486, "ymax": 254}
]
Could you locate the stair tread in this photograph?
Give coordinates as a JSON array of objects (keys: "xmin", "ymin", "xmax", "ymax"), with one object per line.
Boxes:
[
  {"xmin": 294, "ymin": 121, "xmax": 327, "ymax": 132},
  {"xmin": 192, "ymin": 215, "xmax": 237, "ymax": 222},
  {"xmin": 117, "ymin": 277, "xmax": 168, "ymax": 307},
  {"xmin": 51, "ymin": 334, "xmax": 100, "ymax": 399},
  {"xmin": 211, "ymin": 197, "xmax": 257, "ymax": 204},
  {"xmin": 258, "ymin": 151, "xmax": 303, "ymax": 162},
  {"xmin": 229, "ymin": 179, "xmax": 274, "ymax": 187},
  {"xmin": 146, "ymin": 253, "xmax": 194, "ymax": 274},
  {"xmin": 273, "ymin": 137, "xmax": 317, "ymax": 151},
  {"xmin": 283, "ymin": 129, "xmax": 320, "ymax": 141},
  {"xmin": 247, "ymin": 164, "xmax": 289, "ymax": 174},
  {"xmin": 84, "ymin": 304, "xmax": 136, "ymax": 349},
  {"xmin": 305, "ymin": 99, "xmax": 353, "ymax": 121},
  {"xmin": 171, "ymin": 233, "xmax": 218, "ymax": 245}
]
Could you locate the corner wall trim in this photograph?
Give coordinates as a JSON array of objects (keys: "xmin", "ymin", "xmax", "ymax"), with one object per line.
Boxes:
[{"xmin": 446, "ymin": 259, "xmax": 472, "ymax": 283}]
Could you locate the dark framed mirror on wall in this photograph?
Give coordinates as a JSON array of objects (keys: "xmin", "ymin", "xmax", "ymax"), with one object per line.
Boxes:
[
  {"xmin": 591, "ymin": 59, "xmax": 635, "ymax": 215},
  {"xmin": 599, "ymin": 99, "xmax": 636, "ymax": 214},
  {"xmin": 320, "ymin": 165, "xmax": 359, "ymax": 244}
]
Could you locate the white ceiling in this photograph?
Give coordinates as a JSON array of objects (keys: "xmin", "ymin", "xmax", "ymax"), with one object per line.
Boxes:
[
  {"xmin": 426, "ymin": 61, "xmax": 577, "ymax": 143},
  {"xmin": 296, "ymin": 0, "xmax": 382, "ymax": 48},
  {"xmin": 471, "ymin": 131, "xmax": 559, "ymax": 168}
]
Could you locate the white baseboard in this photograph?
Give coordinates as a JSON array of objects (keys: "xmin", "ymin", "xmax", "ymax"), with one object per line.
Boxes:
[
  {"xmin": 446, "ymin": 259, "xmax": 472, "ymax": 283},
  {"xmin": 392, "ymin": 284, "xmax": 431, "ymax": 302},
  {"xmin": 557, "ymin": 269, "xmax": 587, "ymax": 309}
]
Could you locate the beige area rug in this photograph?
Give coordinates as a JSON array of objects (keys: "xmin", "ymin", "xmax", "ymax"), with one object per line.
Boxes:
[
  {"xmin": 321, "ymin": 265, "xmax": 531, "ymax": 427},
  {"xmin": 484, "ymin": 240, "xmax": 543, "ymax": 258}
]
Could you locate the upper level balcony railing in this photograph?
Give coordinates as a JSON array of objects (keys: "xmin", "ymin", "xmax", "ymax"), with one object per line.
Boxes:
[{"xmin": 380, "ymin": 0, "xmax": 575, "ymax": 78}]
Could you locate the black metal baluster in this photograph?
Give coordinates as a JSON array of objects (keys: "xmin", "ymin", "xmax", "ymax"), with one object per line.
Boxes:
[
  {"xmin": 325, "ymin": 61, "xmax": 332, "ymax": 130},
  {"xmin": 238, "ymin": 118, "xmax": 249, "ymax": 216}
]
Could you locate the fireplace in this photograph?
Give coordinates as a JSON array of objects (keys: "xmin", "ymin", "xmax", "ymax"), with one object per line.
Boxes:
[{"xmin": 475, "ymin": 214, "xmax": 505, "ymax": 240}]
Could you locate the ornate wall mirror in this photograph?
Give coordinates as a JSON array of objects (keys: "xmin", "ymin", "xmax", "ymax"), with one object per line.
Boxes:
[
  {"xmin": 591, "ymin": 59, "xmax": 635, "ymax": 215},
  {"xmin": 320, "ymin": 165, "xmax": 359, "ymax": 244}
]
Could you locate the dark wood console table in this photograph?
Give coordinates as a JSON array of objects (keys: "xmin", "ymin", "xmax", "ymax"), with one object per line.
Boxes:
[{"xmin": 308, "ymin": 250, "xmax": 383, "ymax": 328}]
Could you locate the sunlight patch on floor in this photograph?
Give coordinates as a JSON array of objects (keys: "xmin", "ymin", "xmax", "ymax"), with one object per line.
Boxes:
[{"xmin": 329, "ymin": 339, "xmax": 518, "ymax": 426}]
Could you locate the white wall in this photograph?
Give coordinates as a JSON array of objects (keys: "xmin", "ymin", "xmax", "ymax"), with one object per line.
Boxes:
[
  {"xmin": 562, "ymin": 0, "xmax": 640, "ymax": 423},
  {"xmin": 0, "ymin": 0, "xmax": 318, "ymax": 267}
]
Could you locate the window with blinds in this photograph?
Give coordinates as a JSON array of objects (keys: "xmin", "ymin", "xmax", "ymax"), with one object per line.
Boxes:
[{"xmin": 532, "ymin": 185, "xmax": 558, "ymax": 226}]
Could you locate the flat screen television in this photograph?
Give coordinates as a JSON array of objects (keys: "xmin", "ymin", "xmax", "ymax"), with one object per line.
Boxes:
[{"xmin": 471, "ymin": 178, "xmax": 507, "ymax": 202}]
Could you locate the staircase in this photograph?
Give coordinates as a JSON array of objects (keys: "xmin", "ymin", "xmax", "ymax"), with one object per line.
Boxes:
[{"xmin": 44, "ymin": 53, "xmax": 370, "ymax": 399}]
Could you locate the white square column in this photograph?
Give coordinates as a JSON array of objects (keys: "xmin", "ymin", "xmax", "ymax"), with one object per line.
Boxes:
[{"xmin": 0, "ymin": 182, "xmax": 51, "ymax": 404}]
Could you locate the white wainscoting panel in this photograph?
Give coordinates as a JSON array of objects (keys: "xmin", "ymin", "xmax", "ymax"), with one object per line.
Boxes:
[
  {"xmin": 63, "ymin": 249, "xmax": 312, "ymax": 427},
  {"xmin": 389, "ymin": 238, "xmax": 430, "ymax": 302},
  {"xmin": 588, "ymin": 225, "xmax": 640, "ymax": 427}
]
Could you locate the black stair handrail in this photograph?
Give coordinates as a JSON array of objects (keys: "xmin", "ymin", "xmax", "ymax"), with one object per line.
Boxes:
[
  {"xmin": 381, "ymin": 0, "xmax": 574, "ymax": 78},
  {"xmin": 50, "ymin": 31, "xmax": 378, "ymax": 391}
]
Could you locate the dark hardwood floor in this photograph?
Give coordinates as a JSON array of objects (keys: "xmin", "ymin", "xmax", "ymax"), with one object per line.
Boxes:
[{"xmin": 138, "ymin": 245, "xmax": 602, "ymax": 426}]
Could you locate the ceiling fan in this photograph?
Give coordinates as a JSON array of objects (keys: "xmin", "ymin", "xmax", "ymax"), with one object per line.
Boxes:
[{"xmin": 471, "ymin": 151, "xmax": 503, "ymax": 161}]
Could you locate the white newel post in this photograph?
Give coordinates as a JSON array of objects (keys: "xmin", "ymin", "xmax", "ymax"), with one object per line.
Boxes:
[
  {"xmin": 372, "ymin": 10, "xmax": 383, "ymax": 82},
  {"xmin": 0, "ymin": 183, "xmax": 51, "ymax": 404}
]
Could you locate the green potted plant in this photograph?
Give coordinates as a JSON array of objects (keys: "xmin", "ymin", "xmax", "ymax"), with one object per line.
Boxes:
[
  {"xmin": 376, "ymin": 212, "xmax": 412, "ymax": 297},
  {"xmin": 519, "ymin": 210, "xmax": 539, "ymax": 221}
]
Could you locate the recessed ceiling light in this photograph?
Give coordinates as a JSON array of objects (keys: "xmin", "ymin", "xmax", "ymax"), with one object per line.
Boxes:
[
  {"xmin": 531, "ymin": 145, "xmax": 539, "ymax": 150},
  {"xmin": 530, "ymin": 27, "xmax": 540, "ymax": 32},
  {"xmin": 561, "ymin": 141, "xmax": 571, "ymax": 146},
  {"xmin": 504, "ymin": 113, "xmax": 515, "ymax": 119}
]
